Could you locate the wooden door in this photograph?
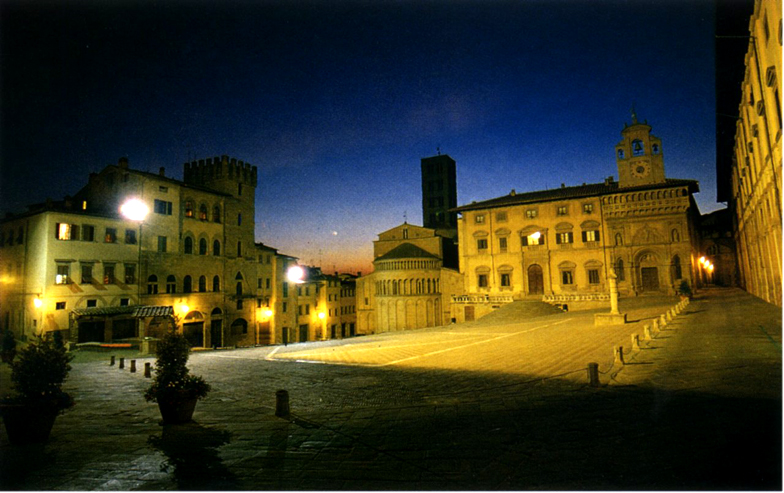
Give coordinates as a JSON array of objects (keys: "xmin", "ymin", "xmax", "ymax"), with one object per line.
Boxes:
[
  {"xmin": 528, "ymin": 264, "xmax": 544, "ymax": 294},
  {"xmin": 641, "ymin": 267, "xmax": 660, "ymax": 291}
]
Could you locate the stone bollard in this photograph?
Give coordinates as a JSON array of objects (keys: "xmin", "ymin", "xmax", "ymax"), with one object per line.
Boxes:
[
  {"xmin": 652, "ymin": 319, "xmax": 659, "ymax": 332},
  {"xmin": 275, "ymin": 390, "xmax": 290, "ymax": 418},
  {"xmin": 110, "ymin": 355, "xmax": 115, "ymax": 366},
  {"xmin": 119, "ymin": 357, "xmax": 125, "ymax": 369},
  {"xmin": 587, "ymin": 363, "xmax": 600, "ymax": 387},
  {"xmin": 144, "ymin": 362, "xmax": 152, "ymax": 378},
  {"xmin": 631, "ymin": 334, "xmax": 640, "ymax": 351},
  {"xmin": 660, "ymin": 315, "xmax": 667, "ymax": 327},
  {"xmin": 613, "ymin": 346, "xmax": 625, "ymax": 365},
  {"xmin": 643, "ymin": 325, "xmax": 652, "ymax": 341},
  {"xmin": 666, "ymin": 310, "xmax": 673, "ymax": 321},
  {"xmin": 130, "ymin": 360, "xmax": 136, "ymax": 373}
]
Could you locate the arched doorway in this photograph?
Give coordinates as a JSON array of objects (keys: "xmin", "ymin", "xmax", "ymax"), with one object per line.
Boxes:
[
  {"xmin": 637, "ymin": 251, "xmax": 661, "ymax": 292},
  {"xmin": 183, "ymin": 311, "xmax": 205, "ymax": 348},
  {"xmin": 528, "ymin": 264, "xmax": 544, "ymax": 294}
]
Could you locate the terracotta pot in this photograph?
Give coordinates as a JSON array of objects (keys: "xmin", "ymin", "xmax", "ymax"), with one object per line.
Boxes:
[
  {"xmin": 1, "ymin": 403, "xmax": 59, "ymax": 444},
  {"xmin": 157, "ymin": 398, "xmax": 198, "ymax": 424}
]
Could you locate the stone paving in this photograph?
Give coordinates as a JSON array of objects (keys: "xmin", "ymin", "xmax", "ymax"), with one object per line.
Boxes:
[{"xmin": 0, "ymin": 288, "xmax": 780, "ymax": 490}]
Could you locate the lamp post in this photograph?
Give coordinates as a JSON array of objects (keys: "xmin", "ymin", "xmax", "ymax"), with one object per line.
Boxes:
[
  {"xmin": 286, "ymin": 265, "xmax": 306, "ymax": 344},
  {"xmin": 120, "ymin": 198, "xmax": 149, "ymax": 340}
]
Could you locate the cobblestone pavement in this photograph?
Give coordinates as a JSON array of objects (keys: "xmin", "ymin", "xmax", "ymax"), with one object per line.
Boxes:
[{"xmin": 0, "ymin": 288, "xmax": 780, "ymax": 490}]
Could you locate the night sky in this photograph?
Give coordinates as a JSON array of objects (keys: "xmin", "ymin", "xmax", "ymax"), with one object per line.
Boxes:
[{"xmin": 1, "ymin": 0, "xmax": 720, "ymax": 273}]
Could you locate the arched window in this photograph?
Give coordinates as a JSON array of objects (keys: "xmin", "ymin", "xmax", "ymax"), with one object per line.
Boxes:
[
  {"xmin": 199, "ymin": 238, "xmax": 207, "ymax": 255},
  {"xmin": 236, "ymin": 281, "xmax": 243, "ymax": 297},
  {"xmin": 617, "ymin": 149, "xmax": 624, "ymax": 159},
  {"xmin": 199, "ymin": 204, "xmax": 208, "ymax": 221},
  {"xmin": 616, "ymin": 259, "xmax": 625, "ymax": 281},
  {"xmin": 213, "ymin": 275, "xmax": 221, "ymax": 292},
  {"xmin": 184, "ymin": 201, "xmax": 194, "ymax": 218},
  {"xmin": 198, "ymin": 275, "xmax": 207, "ymax": 292},
  {"xmin": 184, "ymin": 236, "xmax": 193, "ymax": 254},
  {"xmin": 671, "ymin": 229, "xmax": 680, "ymax": 243},
  {"xmin": 237, "ymin": 241, "xmax": 242, "ymax": 257},
  {"xmin": 213, "ymin": 240, "xmax": 221, "ymax": 256},
  {"xmin": 166, "ymin": 275, "xmax": 176, "ymax": 293},
  {"xmin": 183, "ymin": 275, "xmax": 192, "ymax": 293},
  {"xmin": 238, "ymin": 213, "xmax": 242, "ymax": 226},
  {"xmin": 615, "ymin": 233, "xmax": 623, "ymax": 246},
  {"xmin": 147, "ymin": 275, "xmax": 158, "ymax": 294},
  {"xmin": 652, "ymin": 143, "xmax": 660, "ymax": 155},
  {"xmin": 632, "ymin": 139, "xmax": 644, "ymax": 156},
  {"xmin": 212, "ymin": 205, "xmax": 221, "ymax": 223}
]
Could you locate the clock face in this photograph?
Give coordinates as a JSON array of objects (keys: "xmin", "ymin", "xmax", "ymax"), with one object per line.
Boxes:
[{"xmin": 631, "ymin": 161, "xmax": 651, "ymax": 178}]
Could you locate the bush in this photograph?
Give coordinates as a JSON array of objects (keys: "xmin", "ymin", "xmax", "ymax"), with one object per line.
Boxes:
[
  {"xmin": 678, "ymin": 280, "xmax": 692, "ymax": 297},
  {"xmin": 144, "ymin": 330, "xmax": 210, "ymax": 403},
  {"xmin": 5, "ymin": 337, "xmax": 73, "ymax": 411},
  {"xmin": 2, "ymin": 330, "xmax": 16, "ymax": 354}
]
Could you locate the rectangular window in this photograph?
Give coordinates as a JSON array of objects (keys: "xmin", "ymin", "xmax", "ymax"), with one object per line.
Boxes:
[
  {"xmin": 55, "ymin": 302, "xmax": 66, "ymax": 310},
  {"xmin": 154, "ymin": 199, "xmax": 173, "ymax": 215},
  {"xmin": 477, "ymin": 238, "xmax": 488, "ymax": 250},
  {"xmin": 124, "ymin": 264, "xmax": 136, "ymax": 284},
  {"xmin": 305, "ymin": 304, "xmax": 310, "ymax": 314},
  {"xmin": 120, "ymin": 298, "xmax": 130, "ymax": 306},
  {"xmin": 283, "ymin": 282, "xmax": 289, "ymax": 298},
  {"xmin": 583, "ymin": 203, "xmax": 594, "ymax": 214},
  {"xmin": 478, "ymin": 274, "xmax": 488, "ymax": 288},
  {"xmin": 105, "ymin": 228, "xmax": 117, "ymax": 243},
  {"xmin": 103, "ymin": 264, "xmax": 115, "ymax": 284},
  {"xmin": 237, "ymin": 299, "xmax": 243, "ymax": 310},
  {"xmin": 500, "ymin": 273, "xmax": 511, "ymax": 287},
  {"xmin": 298, "ymin": 305, "xmax": 303, "ymax": 316},
  {"xmin": 125, "ymin": 229, "xmax": 137, "ymax": 244},
  {"xmin": 257, "ymin": 299, "xmax": 262, "ymax": 308},
  {"xmin": 157, "ymin": 236, "xmax": 167, "ymax": 252},
  {"xmin": 588, "ymin": 269, "xmax": 600, "ymax": 284},
  {"xmin": 499, "ymin": 237, "xmax": 508, "ymax": 252},
  {"xmin": 561, "ymin": 271, "xmax": 574, "ymax": 285},
  {"xmin": 582, "ymin": 230, "xmax": 600, "ymax": 242},
  {"xmin": 258, "ymin": 278, "xmax": 263, "ymax": 289},
  {"xmin": 282, "ymin": 302, "xmax": 288, "ymax": 313},
  {"xmin": 55, "ymin": 264, "xmax": 70, "ymax": 284},
  {"xmin": 86, "ymin": 299, "xmax": 97, "ymax": 307},
  {"xmin": 475, "ymin": 214, "xmax": 485, "ymax": 224},
  {"xmin": 525, "ymin": 209, "xmax": 538, "ymax": 219},
  {"xmin": 55, "ymin": 223, "xmax": 79, "ymax": 241},
  {"xmin": 557, "ymin": 206, "xmax": 568, "ymax": 216},
  {"xmin": 82, "ymin": 225, "xmax": 95, "ymax": 241},
  {"xmin": 81, "ymin": 264, "xmax": 93, "ymax": 284},
  {"xmin": 496, "ymin": 212, "xmax": 507, "ymax": 222},
  {"xmin": 266, "ymin": 278, "xmax": 271, "ymax": 289},
  {"xmin": 159, "ymin": 186, "xmax": 168, "ymax": 193},
  {"xmin": 556, "ymin": 232, "xmax": 573, "ymax": 244}
]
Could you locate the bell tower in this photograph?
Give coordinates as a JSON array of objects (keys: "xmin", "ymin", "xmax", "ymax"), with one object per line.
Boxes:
[{"xmin": 615, "ymin": 110, "xmax": 666, "ymax": 188}]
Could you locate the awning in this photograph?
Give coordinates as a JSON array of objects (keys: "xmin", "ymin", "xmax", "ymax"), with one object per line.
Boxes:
[{"xmin": 72, "ymin": 305, "xmax": 173, "ymax": 318}]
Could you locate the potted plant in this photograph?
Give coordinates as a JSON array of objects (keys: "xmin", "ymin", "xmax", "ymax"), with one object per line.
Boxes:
[
  {"xmin": 1, "ymin": 337, "xmax": 73, "ymax": 444},
  {"xmin": 144, "ymin": 330, "xmax": 210, "ymax": 424},
  {"xmin": 1, "ymin": 330, "xmax": 16, "ymax": 364},
  {"xmin": 677, "ymin": 280, "xmax": 693, "ymax": 300}
]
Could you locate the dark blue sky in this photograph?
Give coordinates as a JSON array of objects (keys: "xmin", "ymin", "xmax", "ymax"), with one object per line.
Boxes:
[{"xmin": 1, "ymin": 0, "xmax": 719, "ymax": 273}]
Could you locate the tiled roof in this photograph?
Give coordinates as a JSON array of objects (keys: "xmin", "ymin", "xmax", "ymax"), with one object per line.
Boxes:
[
  {"xmin": 72, "ymin": 305, "xmax": 173, "ymax": 318},
  {"xmin": 453, "ymin": 178, "xmax": 699, "ymax": 213},
  {"xmin": 375, "ymin": 243, "xmax": 439, "ymax": 262}
]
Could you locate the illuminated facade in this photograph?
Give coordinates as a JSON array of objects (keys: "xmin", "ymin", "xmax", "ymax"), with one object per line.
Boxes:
[
  {"xmin": 452, "ymin": 115, "xmax": 702, "ymax": 321},
  {"xmin": 356, "ymin": 223, "xmax": 464, "ymax": 334},
  {"xmin": 729, "ymin": 0, "xmax": 782, "ymax": 306},
  {"xmin": 0, "ymin": 157, "xmax": 303, "ymax": 347}
]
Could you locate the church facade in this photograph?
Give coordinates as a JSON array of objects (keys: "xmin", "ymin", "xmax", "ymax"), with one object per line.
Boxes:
[{"xmin": 452, "ymin": 116, "xmax": 701, "ymax": 321}]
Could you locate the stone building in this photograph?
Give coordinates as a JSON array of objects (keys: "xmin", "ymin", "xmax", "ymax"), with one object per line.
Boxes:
[
  {"xmin": 727, "ymin": 0, "xmax": 782, "ymax": 306},
  {"xmin": 698, "ymin": 209, "xmax": 739, "ymax": 287},
  {"xmin": 0, "ymin": 156, "xmax": 303, "ymax": 348},
  {"xmin": 452, "ymin": 115, "xmax": 702, "ymax": 321},
  {"xmin": 356, "ymin": 223, "xmax": 463, "ymax": 334},
  {"xmin": 422, "ymin": 154, "xmax": 458, "ymax": 237},
  {"xmin": 339, "ymin": 273, "xmax": 358, "ymax": 338}
]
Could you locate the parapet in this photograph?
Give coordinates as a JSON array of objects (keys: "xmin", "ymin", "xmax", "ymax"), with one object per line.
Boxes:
[{"xmin": 183, "ymin": 155, "xmax": 258, "ymax": 188}]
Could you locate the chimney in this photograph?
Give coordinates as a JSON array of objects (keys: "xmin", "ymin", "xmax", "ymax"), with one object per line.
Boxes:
[
  {"xmin": 561, "ymin": 183, "xmax": 566, "ymax": 188},
  {"xmin": 118, "ymin": 157, "xmax": 129, "ymax": 169},
  {"xmin": 510, "ymin": 189, "xmax": 516, "ymax": 196},
  {"xmin": 159, "ymin": 167, "xmax": 165, "ymax": 177}
]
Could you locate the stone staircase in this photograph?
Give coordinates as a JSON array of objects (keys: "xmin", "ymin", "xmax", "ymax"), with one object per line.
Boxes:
[{"xmin": 473, "ymin": 299, "xmax": 564, "ymax": 326}]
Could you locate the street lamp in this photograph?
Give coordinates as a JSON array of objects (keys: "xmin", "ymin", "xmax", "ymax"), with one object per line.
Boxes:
[{"xmin": 121, "ymin": 198, "xmax": 149, "ymax": 339}]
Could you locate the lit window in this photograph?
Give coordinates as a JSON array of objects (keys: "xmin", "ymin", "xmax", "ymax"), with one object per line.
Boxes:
[
  {"xmin": 55, "ymin": 264, "xmax": 70, "ymax": 284},
  {"xmin": 475, "ymin": 214, "xmax": 485, "ymax": 224},
  {"xmin": 583, "ymin": 203, "xmax": 593, "ymax": 214},
  {"xmin": 526, "ymin": 209, "xmax": 538, "ymax": 219},
  {"xmin": 199, "ymin": 204, "xmax": 208, "ymax": 221},
  {"xmin": 521, "ymin": 232, "xmax": 544, "ymax": 246},
  {"xmin": 105, "ymin": 228, "xmax": 117, "ymax": 243},
  {"xmin": 185, "ymin": 201, "xmax": 194, "ymax": 218},
  {"xmin": 582, "ymin": 230, "xmax": 600, "ymax": 242},
  {"xmin": 556, "ymin": 232, "xmax": 573, "ymax": 244},
  {"xmin": 103, "ymin": 264, "xmax": 115, "ymax": 284},
  {"xmin": 557, "ymin": 206, "xmax": 568, "ymax": 216},
  {"xmin": 56, "ymin": 223, "xmax": 79, "ymax": 241}
]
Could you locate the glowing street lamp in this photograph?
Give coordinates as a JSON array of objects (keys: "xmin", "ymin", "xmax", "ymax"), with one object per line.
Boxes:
[
  {"xmin": 179, "ymin": 304, "xmax": 190, "ymax": 315},
  {"xmin": 317, "ymin": 311, "xmax": 326, "ymax": 320},
  {"xmin": 33, "ymin": 297, "xmax": 43, "ymax": 309},
  {"xmin": 286, "ymin": 265, "xmax": 306, "ymax": 284},
  {"xmin": 120, "ymin": 198, "xmax": 149, "ymax": 222}
]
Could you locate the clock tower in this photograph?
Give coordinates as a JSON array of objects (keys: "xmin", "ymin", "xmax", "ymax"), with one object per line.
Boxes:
[{"xmin": 615, "ymin": 110, "xmax": 666, "ymax": 188}]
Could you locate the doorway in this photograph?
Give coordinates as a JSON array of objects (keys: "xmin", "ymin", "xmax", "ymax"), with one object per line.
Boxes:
[
  {"xmin": 464, "ymin": 306, "xmax": 475, "ymax": 322},
  {"xmin": 298, "ymin": 324, "xmax": 309, "ymax": 342},
  {"xmin": 528, "ymin": 264, "xmax": 544, "ymax": 294},
  {"xmin": 641, "ymin": 267, "xmax": 660, "ymax": 291},
  {"xmin": 210, "ymin": 319, "xmax": 222, "ymax": 348}
]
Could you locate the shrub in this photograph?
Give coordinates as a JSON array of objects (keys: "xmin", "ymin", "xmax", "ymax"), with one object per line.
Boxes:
[
  {"xmin": 1, "ymin": 330, "xmax": 16, "ymax": 354},
  {"xmin": 5, "ymin": 337, "xmax": 73, "ymax": 411},
  {"xmin": 144, "ymin": 330, "xmax": 210, "ymax": 403},
  {"xmin": 677, "ymin": 280, "xmax": 692, "ymax": 297}
]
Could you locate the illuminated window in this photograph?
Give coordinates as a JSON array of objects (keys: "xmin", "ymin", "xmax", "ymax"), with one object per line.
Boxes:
[
  {"xmin": 557, "ymin": 206, "xmax": 568, "ymax": 216},
  {"xmin": 521, "ymin": 232, "xmax": 544, "ymax": 246},
  {"xmin": 55, "ymin": 223, "xmax": 79, "ymax": 241},
  {"xmin": 588, "ymin": 269, "xmax": 600, "ymax": 284},
  {"xmin": 526, "ymin": 209, "xmax": 537, "ymax": 219},
  {"xmin": 55, "ymin": 264, "xmax": 70, "ymax": 284},
  {"xmin": 556, "ymin": 232, "xmax": 573, "ymax": 244},
  {"xmin": 185, "ymin": 201, "xmax": 194, "ymax": 218},
  {"xmin": 125, "ymin": 229, "xmax": 137, "ymax": 244},
  {"xmin": 105, "ymin": 228, "xmax": 117, "ymax": 243},
  {"xmin": 199, "ymin": 204, "xmax": 208, "ymax": 221},
  {"xmin": 582, "ymin": 230, "xmax": 600, "ymax": 242},
  {"xmin": 583, "ymin": 203, "xmax": 593, "ymax": 214},
  {"xmin": 475, "ymin": 214, "xmax": 485, "ymax": 224},
  {"xmin": 166, "ymin": 275, "xmax": 176, "ymax": 294},
  {"xmin": 148, "ymin": 275, "xmax": 159, "ymax": 294}
]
